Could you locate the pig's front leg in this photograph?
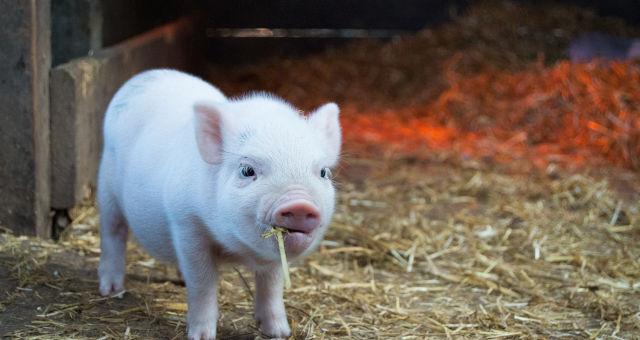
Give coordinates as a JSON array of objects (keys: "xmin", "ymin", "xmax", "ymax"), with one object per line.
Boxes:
[
  {"xmin": 254, "ymin": 265, "xmax": 291, "ymax": 338},
  {"xmin": 175, "ymin": 229, "xmax": 220, "ymax": 340}
]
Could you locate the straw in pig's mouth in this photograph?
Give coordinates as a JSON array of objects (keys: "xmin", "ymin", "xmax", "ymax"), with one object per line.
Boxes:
[{"xmin": 261, "ymin": 225, "xmax": 292, "ymax": 289}]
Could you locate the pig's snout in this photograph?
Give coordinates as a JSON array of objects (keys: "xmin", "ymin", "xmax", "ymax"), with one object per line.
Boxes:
[
  {"xmin": 262, "ymin": 189, "xmax": 324, "ymax": 257},
  {"xmin": 273, "ymin": 201, "xmax": 320, "ymax": 233}
]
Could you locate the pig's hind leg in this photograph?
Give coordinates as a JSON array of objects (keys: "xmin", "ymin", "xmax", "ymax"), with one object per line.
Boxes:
[{"xmin": 97, "ymin": 177, "xmax": 128, "ymax": 296}]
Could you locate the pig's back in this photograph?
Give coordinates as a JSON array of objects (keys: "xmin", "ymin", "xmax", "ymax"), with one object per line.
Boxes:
[
  {"xmin": 103, "ymin": 69, "xmax": 226, "ymax": 152},
  {"xmin": 100, "ymin": 70, "xmax": 226, "ymax": 262}
]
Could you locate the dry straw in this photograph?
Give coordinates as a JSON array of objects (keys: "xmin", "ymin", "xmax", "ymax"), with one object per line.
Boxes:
[
  {"xmin": 2, "ymin": 154, "xmax": 639, "ymax": 339},
  {"xmin": 2, "ymin": 1, "xmax": 640, "ymax": 338},
  {"xmin": 262, "ymin": 226, "xmax": 292, "ymax": 289}
]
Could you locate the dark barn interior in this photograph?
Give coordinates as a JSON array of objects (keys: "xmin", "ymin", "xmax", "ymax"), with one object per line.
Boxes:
[{"xmin": 1, "ymin": 0, "xmax": 640, "ymax": 338}]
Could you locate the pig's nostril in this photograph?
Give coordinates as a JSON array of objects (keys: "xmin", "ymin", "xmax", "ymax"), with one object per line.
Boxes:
[{"xmin": 273, "ymin": 201, "xmax": 321, "ymax": 232}]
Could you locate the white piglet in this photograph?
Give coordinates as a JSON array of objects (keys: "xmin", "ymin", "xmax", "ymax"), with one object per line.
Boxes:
[{"xmin": 97, "ymin": 69, "xmax": 341, "ymax": 339}]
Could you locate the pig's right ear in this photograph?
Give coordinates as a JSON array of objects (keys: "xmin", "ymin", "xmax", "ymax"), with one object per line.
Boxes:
[{"xmin": 194, "ymin": 101, "xmax": 227, "ymax": 164}]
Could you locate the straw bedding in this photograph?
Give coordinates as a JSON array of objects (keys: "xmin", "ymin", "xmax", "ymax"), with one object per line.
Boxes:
[{"xmin": 2, "ymin": 1, "xmax": 639, "ymax": 338}]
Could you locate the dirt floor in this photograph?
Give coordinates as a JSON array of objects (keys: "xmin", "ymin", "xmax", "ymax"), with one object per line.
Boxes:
[
  {"xmin": 2, "ymin": 157, "xmax": 639, "ymax": 339},
  {"xmin": 2, "ymin": 1, "xmax": 640, "ymax": 339}
]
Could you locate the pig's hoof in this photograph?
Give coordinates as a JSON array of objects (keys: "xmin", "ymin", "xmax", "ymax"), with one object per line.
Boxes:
[
  {"xmin": 188, "ymin": 325, "xmax": 216, "ymax": 340},
  {"xmin": 257, "ymin": 315, "xmax": 291, "ymax": 339},
  {"xmin": 98, "ymin": 274, "xmax": 124, "ymax": 297}
]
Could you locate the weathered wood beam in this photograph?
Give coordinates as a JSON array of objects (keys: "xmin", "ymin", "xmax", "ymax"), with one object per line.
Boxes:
[{"xmin": 0, "ymin": 0, "xmax": 52, "ymax": 237}]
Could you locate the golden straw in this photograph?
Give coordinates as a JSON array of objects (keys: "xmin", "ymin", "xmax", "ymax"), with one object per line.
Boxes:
[{"xmin": 262, "ymin": 226, "xmax": 291, "ymax": 289}]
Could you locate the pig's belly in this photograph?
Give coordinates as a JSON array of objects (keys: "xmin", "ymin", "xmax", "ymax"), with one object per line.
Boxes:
[
  {"xmin": 124, "ymin": 207, "xmax": 177, "ymax": 262},
  {"xmin": 118, "ymin": 127, "xmax": 181, "ymax": 263},
  {"xmin": 120, "ymin": 166, "xmax": 178, "ymax": 262}
]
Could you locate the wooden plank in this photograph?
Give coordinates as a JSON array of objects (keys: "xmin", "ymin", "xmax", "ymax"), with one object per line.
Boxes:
[
  {"xmin": 0, "ymin": 0, "xmax": 52, "ymax": 237},
  {"xmin": 50, "ymin": 18, "xmax": 202, "ymax": 209},
  {"xmin": 201, "ymin": 0, "xmax": 466, "ymax": 66}
]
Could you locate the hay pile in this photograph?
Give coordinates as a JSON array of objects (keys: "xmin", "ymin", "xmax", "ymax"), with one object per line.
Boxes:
[
  {"xmin": 208, "ymin": 1, "xmax": 640, "ymax": 170},
  {"xmin": 2, "ymin": 0, "xmax": 640, "ymax": 339},
  {"xmin": 2, "ymin": 159, "xmax": 639, "ymax": 338}
]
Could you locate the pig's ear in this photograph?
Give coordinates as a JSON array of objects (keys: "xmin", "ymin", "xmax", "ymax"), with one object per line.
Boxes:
[
  {"xmin": 309, "ymin": 102, "xmax": 341, "ymax": 162},
  {"xmin": 194, "ymin": 101, "xmax": 228, "ymax": 164}
]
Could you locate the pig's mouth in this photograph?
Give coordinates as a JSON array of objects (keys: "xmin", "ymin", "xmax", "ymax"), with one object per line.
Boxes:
[
  {"xmin": 282, "ymin": 228, "xmax": 314, "ymax": 257},
  {"xmin": 283, "ymin": 226, "xmax": 311, "ymax": 235},
  {"xmin": 262, "ymin": 224, "xmax": 314, "ymax": 257}
]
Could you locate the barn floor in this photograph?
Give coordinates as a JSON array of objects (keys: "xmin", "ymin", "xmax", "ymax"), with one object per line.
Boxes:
[
  {"xmin": 2, "ymin": 1, "xmax": 640, "ymax": 339},
  {"xmin": 2, "ymin": 158, "xmax": 639, "ymax": 339}
]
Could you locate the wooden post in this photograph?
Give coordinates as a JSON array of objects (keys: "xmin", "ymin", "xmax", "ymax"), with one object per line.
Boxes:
[{"xmin": 0, "ymin": 0, "xmax": 52, "ymax": 237}]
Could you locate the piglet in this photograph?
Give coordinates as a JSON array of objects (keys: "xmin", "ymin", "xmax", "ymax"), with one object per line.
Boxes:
[{"xmin": 97, "ymin": 69, "xmax": 341, "ymax": 339}]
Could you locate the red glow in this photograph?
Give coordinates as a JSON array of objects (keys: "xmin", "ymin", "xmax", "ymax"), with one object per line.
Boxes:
[{"xmin": 341, "ymin": 60, "xmax": 640, "ymax": 169}]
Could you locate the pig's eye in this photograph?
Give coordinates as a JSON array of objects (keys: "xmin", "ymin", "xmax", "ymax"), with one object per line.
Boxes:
[
  {"xmin": 241, "ymin": 166, "xmax": 255, "ymax": 177},
  {"xmin": 320, "ymin": 167, "xmax": 332, "ymax": 179}
]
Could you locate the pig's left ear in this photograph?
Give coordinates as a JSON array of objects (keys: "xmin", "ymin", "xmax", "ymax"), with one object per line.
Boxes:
[
  {"xmin": 194, "ymin": 101, "xmax": 230, "ymax": 164},
  {"xmin": 309, "ymin": 102, "xmax": 341, "ymax": 164}
]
